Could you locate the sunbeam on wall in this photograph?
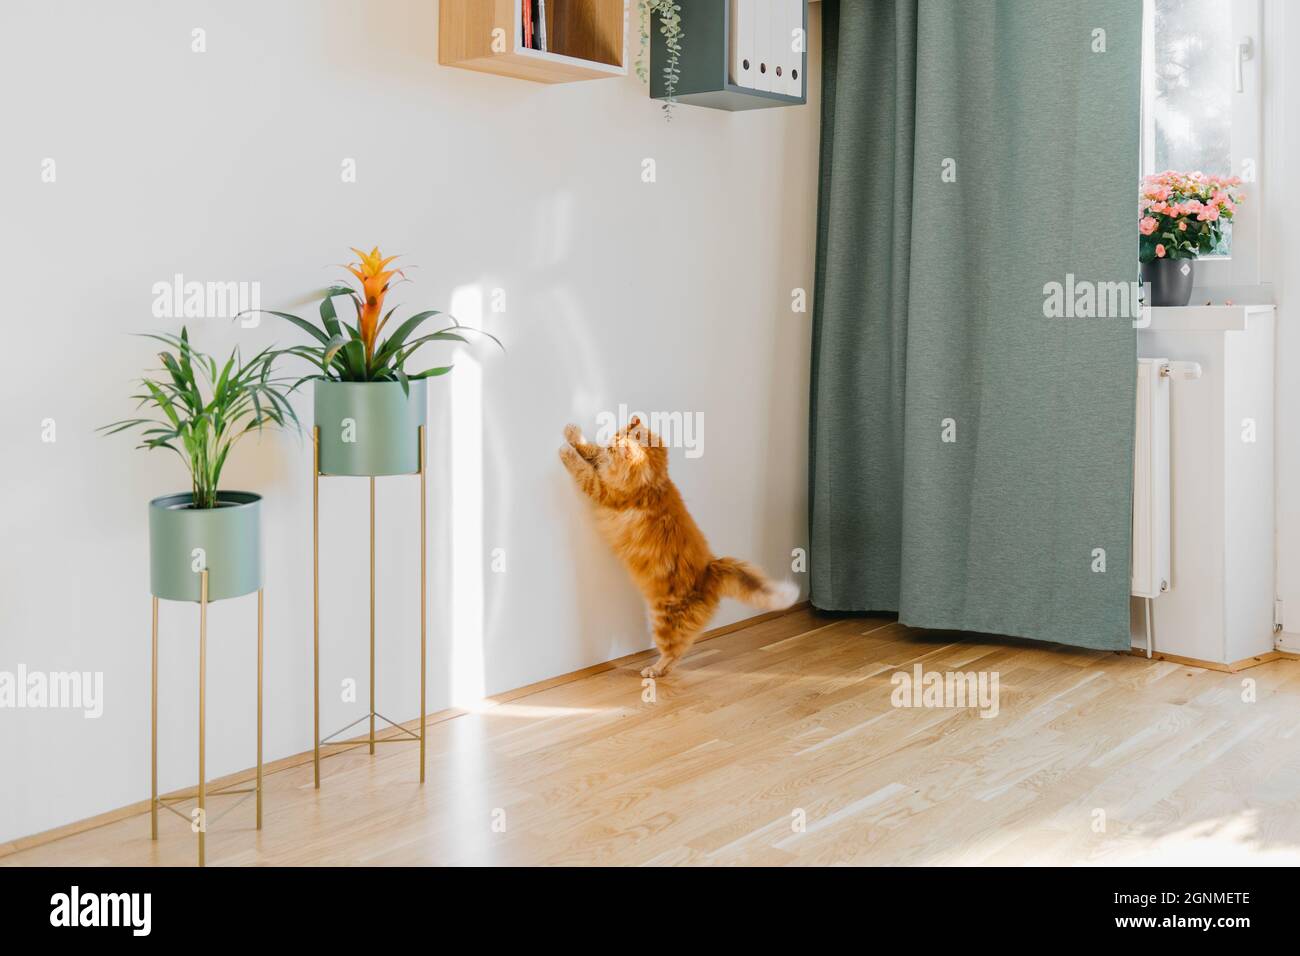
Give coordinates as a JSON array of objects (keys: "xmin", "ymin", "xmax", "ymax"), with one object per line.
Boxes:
[{"xmin": 450, "ymin": 285, "xmax": 486, "ymax": 706}]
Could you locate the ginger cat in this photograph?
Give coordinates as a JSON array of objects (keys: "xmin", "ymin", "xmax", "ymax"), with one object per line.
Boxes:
[{"xmin": 560, "ymin": 417, "xmax": 798, "ymax": 677}]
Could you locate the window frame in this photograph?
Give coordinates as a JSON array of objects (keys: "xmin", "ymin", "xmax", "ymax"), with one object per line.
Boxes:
[{"xmin": 1141, "ymin": 0, "xmax": 1263, "ymax": 291}]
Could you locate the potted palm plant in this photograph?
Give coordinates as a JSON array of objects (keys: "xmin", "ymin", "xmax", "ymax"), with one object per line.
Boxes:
[
  {"xmin": 101, "ymin": 327, "xmax": 299, "ymax": 602},
  {"xmin": 247, "ymin": 247, "xmax": 499, "ymax": 476}
]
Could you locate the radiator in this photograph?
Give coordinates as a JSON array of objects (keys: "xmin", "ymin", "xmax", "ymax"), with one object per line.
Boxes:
[
  {"xmin": 1132, "ymin": 358, "xmax": 1171, "ymax": 599},
  {"xmin": 1132, "ymin": 358, "xmax": 1202, "ymax": 599}
]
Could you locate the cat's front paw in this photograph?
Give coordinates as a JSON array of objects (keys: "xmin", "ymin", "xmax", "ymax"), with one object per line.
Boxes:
[
  {"xmin": 559, "ymin": 444, "xmax": 585, "ymax": 471},
  {"xmin": 563, "ymin": 423, "xmax": 586, "ymax": 447}
]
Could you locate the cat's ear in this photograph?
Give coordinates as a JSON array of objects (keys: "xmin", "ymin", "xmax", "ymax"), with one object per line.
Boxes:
[{"xmin": 629, "ymin": 416, "xmax": 641, "ymax": 428}]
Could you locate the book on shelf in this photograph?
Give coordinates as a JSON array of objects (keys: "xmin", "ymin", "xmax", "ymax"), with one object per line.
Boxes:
[{"xmin": 523, "ymin": 0, "xmax": 547, "ymax": 51}]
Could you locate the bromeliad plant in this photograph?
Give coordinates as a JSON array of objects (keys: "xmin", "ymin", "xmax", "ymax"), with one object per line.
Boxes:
[
  {"xmin": 1139, "ymin": 170, "xmax": 1246, "ymax": 262},
  {"xmin": 250, "ymin": 247, "xmax": 500, "ymax": 391},
  {"xmin": 101, "ymin": 327, "xmax": 300, "ymax": 509}
]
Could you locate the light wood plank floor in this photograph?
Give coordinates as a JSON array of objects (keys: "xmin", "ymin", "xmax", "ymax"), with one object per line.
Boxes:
[{"xmin": 7, "ymin": 608, "xmax": 1300, "ymax": 866}]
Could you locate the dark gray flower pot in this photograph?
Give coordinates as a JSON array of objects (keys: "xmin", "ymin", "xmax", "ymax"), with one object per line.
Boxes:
[
  {"xmin": 1142, "ymin": 258, "xmax": 1195, "ymax": 308},
  {"xmin": 313, "ymin": 380, "xmax": 428, "ymax": 476},
  {"xmin": 149, "ymin": 492, "xmax": 263, "ymax": 602}
]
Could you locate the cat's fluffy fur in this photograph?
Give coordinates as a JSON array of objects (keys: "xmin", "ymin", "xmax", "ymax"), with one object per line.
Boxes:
[{"xmin": 560, "ymin": 418, "xmax": 798, "ymax": 678}]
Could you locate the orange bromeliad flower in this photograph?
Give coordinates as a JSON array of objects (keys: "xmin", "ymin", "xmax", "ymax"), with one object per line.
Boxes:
[{"xmin": 346, "ymin": 246, "xmax": 402, "ymax": 361}]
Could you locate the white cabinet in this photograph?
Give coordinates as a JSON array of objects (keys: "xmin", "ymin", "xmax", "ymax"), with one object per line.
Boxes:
[{"xmin": 1132, "ymin": 305, "xmax": 1276, "ymax": 665}]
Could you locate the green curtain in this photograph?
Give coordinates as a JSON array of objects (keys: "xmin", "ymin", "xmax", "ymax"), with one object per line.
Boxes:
[{"xmin": 810, "ymin": 0, "xmax": 1140, "ymax": 650}]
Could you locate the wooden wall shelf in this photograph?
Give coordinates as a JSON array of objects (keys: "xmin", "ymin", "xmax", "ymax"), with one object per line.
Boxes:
[{"xmin": 440, "ymin": 0, "xmax": 629, "ymax": 84}]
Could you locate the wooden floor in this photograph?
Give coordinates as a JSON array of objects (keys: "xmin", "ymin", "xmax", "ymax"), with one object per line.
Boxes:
[{"xmin": 7, "ymin": 608, "xmax": 1300, "ymax": 866}]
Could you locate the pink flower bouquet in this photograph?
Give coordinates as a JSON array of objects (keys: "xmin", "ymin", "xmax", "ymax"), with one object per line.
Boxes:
[{"xmin": 1139, "ymin": 171, "xmax": 1245, "ymax": 262}]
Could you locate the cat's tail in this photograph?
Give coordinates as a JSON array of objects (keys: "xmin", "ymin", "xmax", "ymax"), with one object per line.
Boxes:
[{"xmin": 706, "ymin": 557, "xmax": 800, "ymax": 611}]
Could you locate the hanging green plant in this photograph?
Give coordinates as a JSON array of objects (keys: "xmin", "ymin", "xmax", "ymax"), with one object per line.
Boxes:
[{"xmin": 636, "ymin": 0, "xmax": 683, "ymax": 119}]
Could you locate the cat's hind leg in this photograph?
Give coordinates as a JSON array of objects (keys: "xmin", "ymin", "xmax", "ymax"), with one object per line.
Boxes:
[
  {"xmin": 640, "ymin": 597, "xmax": 717, "ymax": 678},
  {"xmin": 640, "ymin": 654, "xmax": 681, "ymax": 679},
  {"xmin": 640, "ymin": 644, "xmax": 683, "ymax": 679}
]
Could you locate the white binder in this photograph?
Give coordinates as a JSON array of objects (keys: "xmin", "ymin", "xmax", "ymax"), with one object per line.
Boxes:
[
  {"xmin": 753, "ymin": 0, "xmax": 772, "ymax": 91},
  {"xmin": 731, "ymin": 0, "xmax": 756, "ymax": 88},
  {"xmin": 786, "ymin": 0, "xmax": 804, "ymax": 96},
  {"xmin": 771, "ymin": 0, "xmax": 791, "ymax": 94}
]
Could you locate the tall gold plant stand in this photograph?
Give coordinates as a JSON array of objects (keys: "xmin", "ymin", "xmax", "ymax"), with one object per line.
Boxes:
[
  {"xmin": 151, "ymin": 571, "xmax": 263, "ymax": 867},
  {"xmin": 312, "ymin": 426, "xmax": 427, "ymax": 787}
]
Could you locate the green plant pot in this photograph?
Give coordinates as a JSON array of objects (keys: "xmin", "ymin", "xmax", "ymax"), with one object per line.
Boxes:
[
  {"xmin": 149, "ymin": 492, "xmax": 263, "ymax": 603},
  {"xmin": 313, "ymin": 380, "xmax": 428, "ymax": 476}
]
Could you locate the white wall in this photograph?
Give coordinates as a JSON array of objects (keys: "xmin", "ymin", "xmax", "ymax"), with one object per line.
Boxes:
[
  {"xmin": 1265, "ymin": 0, "xmax": 1300, "ymax": 651},
  {"xmin": 0, "ymin": 0, "xmax": 820, "ymax": 843},
  {"xmin": 1177, "ymin": 0, "xmax": 1299, "ymax": 654}
]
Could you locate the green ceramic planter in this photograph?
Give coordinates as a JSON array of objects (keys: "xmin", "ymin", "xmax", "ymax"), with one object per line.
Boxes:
[
  {"xmin": 149, "ymin": 492, "xmax": 263, "ymax": 603},
  {"xmin": 314, "ymin": 380, "xmax": 428, "ymax": 477}
]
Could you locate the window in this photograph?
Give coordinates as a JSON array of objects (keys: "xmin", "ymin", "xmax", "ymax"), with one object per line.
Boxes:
[{"xmin": 1141, "ymin": 0, "xmax": 1261, "ymax": 284}]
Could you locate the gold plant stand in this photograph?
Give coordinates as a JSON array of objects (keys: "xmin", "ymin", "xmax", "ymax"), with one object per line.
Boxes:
[
  {"xmin": 151, "ymin": 571, "xmax": 263, "ymax": 867},
  {"xmin": 312, "ymin": 426, "xmax": 427, "ymax": 787}
]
